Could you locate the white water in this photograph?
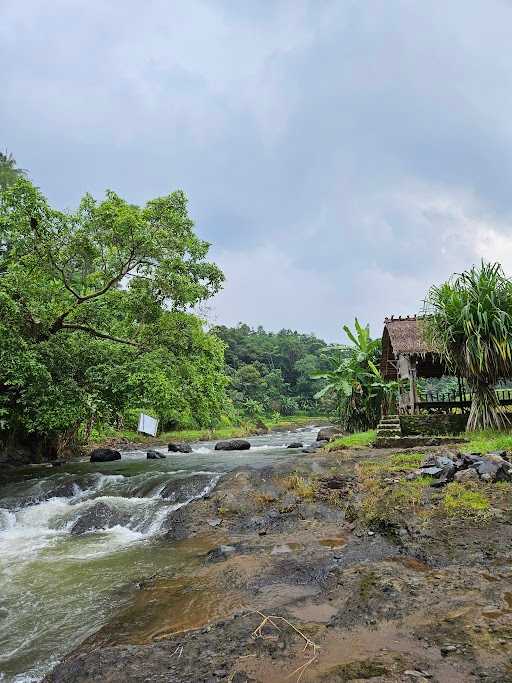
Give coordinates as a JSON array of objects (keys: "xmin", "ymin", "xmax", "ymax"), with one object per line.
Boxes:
[{"xmin": 0, "ymin": 426, "xmax": 320, "ymax": 681}]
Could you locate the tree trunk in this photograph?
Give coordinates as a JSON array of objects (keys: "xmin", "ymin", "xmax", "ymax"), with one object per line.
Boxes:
[{"xmin": 467, "ymin": 378, "xmax": 509, "ymax": 431}]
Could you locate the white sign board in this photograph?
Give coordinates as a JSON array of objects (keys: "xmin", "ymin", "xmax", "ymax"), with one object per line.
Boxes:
[{"xmin": 138, "ymin": 413, "xmax": 159, "ymax": 437}]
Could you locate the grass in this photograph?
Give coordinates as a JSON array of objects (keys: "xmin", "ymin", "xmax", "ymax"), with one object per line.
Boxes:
[
  {"xmin": 464, "ymin": 429, "xmax": 512, "ymax": 454},
  {"xmin": 360, "ymin": 476, "xmax": 433, "ymax": 528},
  {"xmin": 358, "ymin": 452, "xmax": 423, "ymax": 479},
  {"xmin": 442, "ymin": 482, "xmax": 492, "ymax": 520},
  {"xmin": 326, "ymin": 430, "xmax": 377, "ymax": 451},
  {"xmin": 283, "ymin": 473, "xmax": 318, "ymax": 501},
  {"xmin": 356, "ymin": 452, "xmax": 433, "ymax": 528}
]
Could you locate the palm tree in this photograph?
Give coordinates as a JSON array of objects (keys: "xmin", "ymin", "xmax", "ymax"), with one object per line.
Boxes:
[
  {"xmin": 0, "ymin": 150, "xmax": 26, "ymax": 190},
  {"xmin": 424, "ymin": 262, "xmax": 512, "ymax": 431}
]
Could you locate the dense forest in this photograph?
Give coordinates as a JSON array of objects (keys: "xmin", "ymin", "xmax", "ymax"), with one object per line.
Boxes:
[
  {"xmin": 213, "ymin": 324, "xmax": 331, "ymax": 417},
  {"xmin": 0, "ymin": 153, "xmax": 332, "ymax": 460}
]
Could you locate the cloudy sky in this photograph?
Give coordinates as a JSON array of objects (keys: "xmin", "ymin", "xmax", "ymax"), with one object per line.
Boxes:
[{"xmin": 3, "ymin": 0, "xmax": 512, "ymax": 341}]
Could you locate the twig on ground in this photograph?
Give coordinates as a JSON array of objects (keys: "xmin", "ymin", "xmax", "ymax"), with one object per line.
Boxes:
[
  {"xmin": 250, "ymin": 609, "xmax": 319, "ymax": 682},
  {"xmin": 169, "ymin": 644, "xmax": 183, "ymax": 659}
]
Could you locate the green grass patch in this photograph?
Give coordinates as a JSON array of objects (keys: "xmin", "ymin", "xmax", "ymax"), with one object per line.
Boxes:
[
  {"xmin": 326, "ymin": 430, "xmax": 377, "ymax": 451},
  {"xmin": 464, "ymin": 429, "xmax": 512, "ymax": 454},
  {"xmin": 358, "ymin": 452, "xmax": 423, "ymax": 478},
  {"xmin": 442, "ymin": 482, "xmax": 491, "ymax": 519},
  {"xmin": 360, "ymin": 473, "xmax": 433, "ymax": 528}
]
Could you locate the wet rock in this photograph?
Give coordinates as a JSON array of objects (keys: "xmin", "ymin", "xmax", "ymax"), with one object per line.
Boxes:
[
  {"xmin": 70, "ymin": 501, "xmax": 127, "ymax": 535},
  {"xmin": 214, "ymin": 439, "xmax": 251, "ymax": 451},
  {"xmin": 46, "ymin": 481, "xmax": 80, "ymax": 499},
  {"xmin": 287, "ymin": 442, "xmax": 303, "ymax": 449},
  {"xmin": 207, "ymin": 544, "xmax": 237, "ymax": 561},
  {"xmin": 167, "ymin": 442, "xmax": 192, "ymax": 453},
  {"xmin": 160, "ymin": 474, "xmax": 214, "ymax": 503},
  {"xmin": 147, "ymin": 450, "xmax": 165, "ymax": 459},
  {"xmin": 302, "ymin": 447, "xmax": 318, "ymax": 454},
  {"xmin": 316, "ymin": 426, "xmax": 343, "ymax": 442},
  {"xmin": 89, "ymin": 447, "xmax": 121, "ymax": 463}
]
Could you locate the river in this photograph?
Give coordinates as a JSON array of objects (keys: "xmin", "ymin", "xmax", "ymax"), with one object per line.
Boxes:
[{"xmin": 0, "ymin": 426, "xmax": 320, "ymax": 682}]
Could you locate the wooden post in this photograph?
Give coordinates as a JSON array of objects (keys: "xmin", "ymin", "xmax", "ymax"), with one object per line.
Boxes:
[
  {"xmin": 457, "ymin": 375, "xmax": 464, "ymax": 414},
  {"xmin": 409, "ymin": 357, "xmax": 418, "ymax": 414}
]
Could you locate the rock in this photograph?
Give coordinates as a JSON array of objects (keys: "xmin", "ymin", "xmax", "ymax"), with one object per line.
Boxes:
[
  {"xmin": 45, "ymin": 481, "xmax": 80, "ymax": 499},
  {"xmin": 89, "ymin": 447, "xmax": 121, "ymax": 463},
  {"xmin": 474, "ymin": 458, "xmax": 512, "ymax": 481},
  {"xmin": 287, "ymin": 442, "xmax": 303, "ymax": 448},
  {"xmin": 207, "ymin": 544, "xmax": 237, "ymax": 561},
  {"xmin": 207, "ymin": 517, "xmax": 222, "ymax": 527},
  {"xmin": 440, "ymin": 644, "xmax": 457, "ymax": 656},
  {"xmin": 167, "ymin": 442, "xmax": 192, "ymax": 453},
  {"xmin": 454, "ymin": 468, "xmax": 480, "ymax": 483},
  {"xmin": 70, "ymin": 501, "xmax": 127, "ymax": 535},
  {"xmin": 214, "ymin": 439, "xmax": 251, "ymax": 451},
  {"xmin": 147, "ymin": 450, "xmax": 165, "ymax": 459},
  {"xmin": 316, "ymin": 426, "xmax": 343, "ymax": 442},
  {"xmin": 419, "ymin": 466, "xmax": 444, "ymax": 478},
  {"xmin": 160, "ymin": 474, "xmax": 214, "ymax": 503},
  {"xmin": 302, "ymin": 447, "xmax": 317, "ymax": 454}
]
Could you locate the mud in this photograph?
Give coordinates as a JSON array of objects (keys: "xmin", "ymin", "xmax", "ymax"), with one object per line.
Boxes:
[{"xmin": 45, "ymin": 447, "xmax": 512, "ymax": 683}]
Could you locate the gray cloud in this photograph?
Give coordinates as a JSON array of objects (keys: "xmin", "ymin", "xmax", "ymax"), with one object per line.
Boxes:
[{"xmin": 3, "ymin": 0, "xmax": 512, "ymax": 340}]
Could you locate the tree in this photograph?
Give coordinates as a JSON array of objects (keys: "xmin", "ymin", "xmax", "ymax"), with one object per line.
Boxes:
[
  {"xmin": 0, "ymin": 150, "xmax": 26, "ymax": 190},
  {"xmin": 424, "ymin": 262, "xmax": 512, "ymax": 430},
  {"xmin": 0, "ymin": 178, "xmax": 226, "ymax": 457}
]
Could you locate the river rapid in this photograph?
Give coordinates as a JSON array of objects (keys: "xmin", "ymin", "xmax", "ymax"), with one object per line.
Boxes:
[{"xmin": 0, "ymin": 426, "xmax": 320, "ymax": 682}]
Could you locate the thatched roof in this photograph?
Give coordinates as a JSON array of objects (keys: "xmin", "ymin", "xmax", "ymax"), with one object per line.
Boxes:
[
  {"xmin": 380, "ymin": 315, "xmax": 445, "ymax": 379},
  {"xmin": 383, "ymin": 316, "xmax": 433, "ymax": 354}
]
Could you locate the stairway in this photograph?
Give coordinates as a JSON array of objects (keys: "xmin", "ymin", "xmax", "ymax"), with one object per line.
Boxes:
[{"xmin": 375, "ymin": 414, "xmax": 402, "ymax": 441}]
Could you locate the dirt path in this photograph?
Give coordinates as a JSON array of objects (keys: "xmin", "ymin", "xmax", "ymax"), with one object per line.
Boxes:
[{"xmin": 45, "ymin": 446, "xmax": 512, "ymax": 683}]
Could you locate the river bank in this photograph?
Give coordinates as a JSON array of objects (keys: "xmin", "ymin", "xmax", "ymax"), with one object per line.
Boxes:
[
  {"xmin": 42, "ymin": 440, "xmax": 512, "ymax": 683},
  {"xmin": 89, "ymin": 415, "xmax": 330, "ymax": 451}
]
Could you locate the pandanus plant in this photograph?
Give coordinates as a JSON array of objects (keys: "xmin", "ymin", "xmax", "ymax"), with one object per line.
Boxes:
[{"xmin": 424, "ymin": 262, "xmax": 512, "ymax": 431}]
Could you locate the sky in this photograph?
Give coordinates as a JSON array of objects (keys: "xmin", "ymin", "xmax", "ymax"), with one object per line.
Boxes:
[{"xmin": 3, "ymin": 0, "xmax": 512, "ymax": 342}]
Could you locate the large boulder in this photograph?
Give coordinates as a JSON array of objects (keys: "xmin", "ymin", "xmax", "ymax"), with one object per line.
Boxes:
[
  {"xmin": 159, "ymin": 474, "xmax": 214, "ymax": 503},
  {"xmin": 89, "ymin": 447, "xmax": 121, "ymax": 463},
  {"xmin": 214, "ymin": 439, "xmax": 251, "ymax": 451},
  {"xmin": 147, "ymin": 450, "xmax": 166, "ymax": 459},
  {"xmin": 70, "ymin": 501, "xmax": 127, "ymax": 535},
  {"xmin": 167, "ymin": 442, "xmax": 193, "ymax": 453},
  {"xmin": 316, "ymin": 426, "xmax": 343, "ymax": 442}
]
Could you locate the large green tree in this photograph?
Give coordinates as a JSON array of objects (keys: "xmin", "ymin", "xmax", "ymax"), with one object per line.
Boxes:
[
  {"xmin": 0, "ymin": 178, "xmax": 225, "ymax": 458},
  {"xmin": 424, "ymin": 262, "xmax": 512, "ymax": 431}
]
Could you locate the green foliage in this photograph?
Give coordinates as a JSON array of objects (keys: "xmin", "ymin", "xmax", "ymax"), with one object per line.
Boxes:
[
  {"xmin": 0, "ymin": 150, "xmax": 26, "ymax": 190},
  {"xmin": 312, "ymin": 319, "xmax": 392, "ymax": 431},
  {"xmin": 212, "ymin": 323, "xmax": 330, "ymax": 417},
  {"xmin": 0, "ymin": 178, "xmax": 226, "ymax": 455},
  {"xmin": 424, "ymin": 262, "xmax": 512, "ymax": 430}
]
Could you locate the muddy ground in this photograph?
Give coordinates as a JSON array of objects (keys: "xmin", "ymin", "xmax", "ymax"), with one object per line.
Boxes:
[{"xmin": 45, "ymin": 446, "xmax": 512, "ymax": 683}]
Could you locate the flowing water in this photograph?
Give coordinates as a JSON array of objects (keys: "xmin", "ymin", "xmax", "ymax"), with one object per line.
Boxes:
[{"xmin": 0, "ymin": 426, "xmax": 320, "ymax": 682}]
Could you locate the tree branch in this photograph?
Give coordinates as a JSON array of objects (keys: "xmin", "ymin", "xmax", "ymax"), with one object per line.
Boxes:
[{"xmin": 59, "ymin": 323, "xmax": 140, "ymax": 347}]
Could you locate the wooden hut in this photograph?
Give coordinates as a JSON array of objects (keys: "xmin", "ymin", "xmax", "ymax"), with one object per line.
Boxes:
[{"xmin": 380, "ymin": 316, "xmax": 446, "ymax": 413}]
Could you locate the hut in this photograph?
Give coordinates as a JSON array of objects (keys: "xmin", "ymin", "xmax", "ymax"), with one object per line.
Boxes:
[{"xmin": 380, "ymin": 315, "xmax": 448, "ymax": 413}]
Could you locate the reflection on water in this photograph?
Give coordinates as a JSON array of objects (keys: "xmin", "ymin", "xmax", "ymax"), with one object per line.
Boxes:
[{"xmin": 0, "ymin": 426, "xmax": 319, "ymax": 682}]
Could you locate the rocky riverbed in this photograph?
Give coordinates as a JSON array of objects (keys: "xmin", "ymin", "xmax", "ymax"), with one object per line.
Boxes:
[{"xmin": 44, "ymin": 443, "xmax": 512, "ymax": 683}]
